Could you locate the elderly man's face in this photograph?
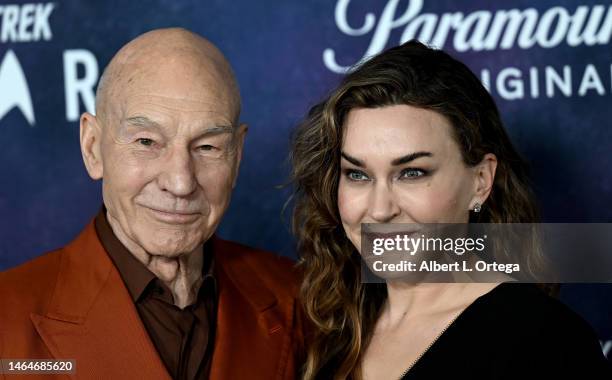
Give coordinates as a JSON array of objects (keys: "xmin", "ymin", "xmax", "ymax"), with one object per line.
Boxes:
[{"xmin": 90, "ymin": 60, "xmax": 245, "ymax": 258}]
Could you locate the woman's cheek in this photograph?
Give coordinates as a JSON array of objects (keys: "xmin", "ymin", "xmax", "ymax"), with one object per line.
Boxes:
[
  {"xmin": 337, "ymin": 183, "xmax": 368, "ymax": 227},
  {"xmin": 423, "ymin": 187, "xmax": 467, "ymax": 222},
  {"xmin": 394, "ymin": 184, "xmax": 455, "ymax": 223}
]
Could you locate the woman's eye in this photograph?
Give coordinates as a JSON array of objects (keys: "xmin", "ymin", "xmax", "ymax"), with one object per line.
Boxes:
[
  {"xmin": 137, "ymin": 138, "xmax": 154, "ymax": 146},
  {"xmin": 400, "ymin": 168, "xmax": 427, "ymax": 179},
  {"xmin": 346, "ymin": 170, "xmax": 370, "ymax": 181}
]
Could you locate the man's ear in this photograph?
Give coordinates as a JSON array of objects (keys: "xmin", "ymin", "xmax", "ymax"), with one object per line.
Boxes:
[
  {"xmin": 471, "ymin": 153, "xmax": 497, "ymax": 208},
  {"xmin": 80, "ymin": 112, "xmax": 104, "ymax": 180},
  {"xmin": 232, "ymin": 123, "xmax": 248, "ymax": 188}
]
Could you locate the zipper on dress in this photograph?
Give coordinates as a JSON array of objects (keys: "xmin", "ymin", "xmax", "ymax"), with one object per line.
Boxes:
[{"xmin": 396, "ymin": 311, "xmax": 463, "ymax": 379}]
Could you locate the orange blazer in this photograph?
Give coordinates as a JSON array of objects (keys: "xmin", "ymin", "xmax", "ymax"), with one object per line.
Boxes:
[{"xmin": 0, "ymin": 220, "xmax": 304, "ymax": 379}]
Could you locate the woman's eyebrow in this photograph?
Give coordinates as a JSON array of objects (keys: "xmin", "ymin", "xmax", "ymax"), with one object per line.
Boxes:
[
  {"xmin": 391, "ymin": 151, "xmax": 433, "ymax": 165},
  {"xmin": 341, "ymin": 152, "xmax": 365, "ymax": 167},
  {"xmin": 341, "ymin": 151, "xmax": 433, "ymax": 167}
]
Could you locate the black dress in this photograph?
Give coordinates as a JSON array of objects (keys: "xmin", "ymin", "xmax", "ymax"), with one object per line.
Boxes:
[{"xmin": 401, "ymin": 283, "xmax": 611, "ymax": 379}]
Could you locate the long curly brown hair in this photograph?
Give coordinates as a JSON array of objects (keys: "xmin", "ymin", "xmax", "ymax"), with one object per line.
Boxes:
[{"xmin": 290, "ymin": 40, "xmax": 540, "ymax": 379}]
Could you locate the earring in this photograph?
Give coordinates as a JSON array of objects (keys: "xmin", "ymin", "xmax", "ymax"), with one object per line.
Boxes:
[{"xmin": 472, "ymin": 202, "xmax": 481, "ymax": 213}]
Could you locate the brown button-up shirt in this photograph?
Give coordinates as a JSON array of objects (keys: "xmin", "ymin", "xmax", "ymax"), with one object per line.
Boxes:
[{"xmin": 95, "ymin": 210, "xmax": 217, "ymax": 380}]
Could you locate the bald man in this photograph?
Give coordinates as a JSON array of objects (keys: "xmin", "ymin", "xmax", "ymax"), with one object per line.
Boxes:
[{"xmin": 0, "ymin": 28, "xmax": 303, "ymax": 380}]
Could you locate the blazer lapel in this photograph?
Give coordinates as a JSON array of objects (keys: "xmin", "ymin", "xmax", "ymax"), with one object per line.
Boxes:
[
  {"xmin": 31, "ymin": 221, "xmax": 170, "ymax": 380},
  {"xmin": 210, "ymin": 237, "xmax": 295, "ymax": 380}
]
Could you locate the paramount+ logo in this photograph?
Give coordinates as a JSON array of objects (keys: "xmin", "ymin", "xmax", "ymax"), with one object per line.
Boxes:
[
  {"xmin": 325, "ymin": 0, "xmax": 612, "ymax": 100},
  {"xmin": 0, "ymin": 2, "xmax": 99, "ymax": 126}
]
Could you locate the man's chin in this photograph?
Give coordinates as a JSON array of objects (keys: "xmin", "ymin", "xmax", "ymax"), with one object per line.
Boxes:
[
  {"xmin": 144, "ymin": 246, "xmax": 198, "ymax": 259},
  {"xmin": 137, "ymin": 232, "xmax": 206, "ymax": 258},
  {"xmin": 147, "ymin": 248, "xmax": 184, "ymax": 258}
]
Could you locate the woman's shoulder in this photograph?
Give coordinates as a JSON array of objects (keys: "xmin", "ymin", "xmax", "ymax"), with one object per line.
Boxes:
[
  {"xmin": 462, "ymin": 283, "xmax": 598, "ymax": 343},
  {"xmin": 408, "ymin": 283, "xmax": 611, "ymax": 379},
  {"xmin": 473, "ymin": 283, "xmax": 592, "ymax": 332},
  {"xmin": 457, "ymin": 283, "xmax": 610, "ymax": 377}
]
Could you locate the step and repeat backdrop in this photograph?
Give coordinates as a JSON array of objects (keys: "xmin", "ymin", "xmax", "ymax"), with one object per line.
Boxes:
[{"xmin": 0, "ymin": 0, "xmax": 610, "ymax": 359}]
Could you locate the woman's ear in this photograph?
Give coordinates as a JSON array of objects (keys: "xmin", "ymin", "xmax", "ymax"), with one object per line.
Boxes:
[
  {"xmin": 80, "ymin": 112, "xmax": 104, "ymax": 180},
  {"xmin": 471, "ymin": 153, "xmax": 498, "ymax": 208}
]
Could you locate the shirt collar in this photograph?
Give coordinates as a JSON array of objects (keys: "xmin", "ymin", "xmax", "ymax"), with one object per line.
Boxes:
[{"xmin": 94, "ymin": 207, "xmax": 216, "ymax": 303}]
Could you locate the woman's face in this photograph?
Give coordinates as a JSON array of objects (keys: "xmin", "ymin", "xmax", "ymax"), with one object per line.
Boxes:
[{"xmin": 338, "ymin": 104, "xmax": 496, "ymax": 252}]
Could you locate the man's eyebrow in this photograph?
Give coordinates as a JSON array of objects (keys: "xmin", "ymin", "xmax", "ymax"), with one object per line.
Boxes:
[
  {"xmin": 124, "ymin": 116, "xmax": 161, "ymax": 128},
  {"xmin": 341, "ymin": 152, "xmax": 365, "ymax": 167},
  {"xmin": 198, "ymin": 125, "xmax": 234, "ymax": 135},
  {"xmin": 391, "ymin": 151, "xmax": 433, "ymax": 165}
]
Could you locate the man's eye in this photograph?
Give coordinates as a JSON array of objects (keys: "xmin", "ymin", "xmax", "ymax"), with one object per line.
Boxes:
[
  {"xmin": 400, "ymin": 168, "xmax": 427, "ymax": 179},
  {"xmin": 137, "ymin": 138, "xmax": 154, "ymax": 146},
  {"xmin": 345, "ymin": 170, "xmax": 370, "ymax": 181},
  {"xmin": 198, "ymin": 145, "xmax": 215, "ymax": 151}
]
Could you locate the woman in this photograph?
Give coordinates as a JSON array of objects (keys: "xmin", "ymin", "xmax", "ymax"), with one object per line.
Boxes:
[{"xmin": 290, "ymin": 41, "xmax": 610, "ymax": 379}]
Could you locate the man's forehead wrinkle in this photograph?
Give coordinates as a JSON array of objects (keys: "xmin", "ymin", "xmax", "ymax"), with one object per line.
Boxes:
[
  {"xmin": 123, "ymin": 95, "xmax": 236, "ymax": 120},
  {"xmin": 118, "ymin": 63, "xmax": 238, "ymax": 120},
  {"xmin": 114, "ymin": 48, "xmax": 236, "ymax": 103}
]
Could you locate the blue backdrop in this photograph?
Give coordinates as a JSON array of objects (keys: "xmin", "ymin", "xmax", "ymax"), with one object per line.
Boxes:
[{"xmin": 0, "ymin": 0, "xmax": 610, "ymax": 360}]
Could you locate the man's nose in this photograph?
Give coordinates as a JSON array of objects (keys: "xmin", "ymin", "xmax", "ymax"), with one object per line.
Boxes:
[
  {"xmin": 369, "ymin": 182, "xmax": 401, "ymax": 223},
  {"xmin": 158, "ymin": 147, "xmax": 197, "ymax": 197}
]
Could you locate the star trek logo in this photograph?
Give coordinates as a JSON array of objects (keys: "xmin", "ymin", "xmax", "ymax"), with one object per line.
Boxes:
[
  {"xmin": 0, "ymin": 2, "xmax": 56, "ymax": 126},
  {"xmin": 0, "ymin": 50, "xmax": 35, "ymax": 126},
  {"xmin": 0, "ymin": 3, "xmax": 100, "ymax": 126}
]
